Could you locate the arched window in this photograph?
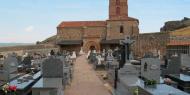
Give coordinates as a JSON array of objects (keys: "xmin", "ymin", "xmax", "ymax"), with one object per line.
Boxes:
[
  {"xmin": 120, "ymin": 26, "xmax": 124, "ymax": 33},
  {"xmin": 116, "ymin": 7, "xmax": 120, "ymax": 15},
  {"xmin": 116, "ymin": 0, "xmax": 120, "ymax": 5}
]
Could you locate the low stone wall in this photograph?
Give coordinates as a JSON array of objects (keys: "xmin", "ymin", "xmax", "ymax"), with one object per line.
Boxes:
[
  {"xmin": 0, "ymin": 44, "xmax": 58, "ymax": 56},
  {"xmin": 133, "ymin": 32, "xmax": 169, "ymax": 58}
]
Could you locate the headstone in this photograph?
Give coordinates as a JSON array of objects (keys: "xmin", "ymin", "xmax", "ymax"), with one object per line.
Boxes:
[
  {"xmin": 42, "ymin": 56, "xmax": 64, "ymax": 78},
  {"xmin": 161, "ymin": 56, "xmax": 181, "ymax": 76},
  {"xmin": 89, "ymin": 50, "xmax": 97, "ymax": 64},
  {"xmin": 70, "ymin": 51, "xmax": 76, "ymax": 61},
  {"xmin": 0, "ymin": 53, "xmax": 19, "ymax": 81},
  {"xmin": 181, "ymin": 54, "xmax": 190, "ymax": 68},
  {"xmin": 141, "ymin": 58, "xmax": 161, "ymax": 83},
  {"xmin": 106, "ymin": 49, "xmax": 114, "ymax": 69},
  {"xmin": 79, "ymin": 47, "xmax": 85, "ymax": 55}
]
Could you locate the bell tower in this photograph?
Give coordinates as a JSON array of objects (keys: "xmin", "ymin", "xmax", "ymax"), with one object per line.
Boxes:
[{"xmin": 109, "ymin": 0, "xmax": 128, "ymax": 20}]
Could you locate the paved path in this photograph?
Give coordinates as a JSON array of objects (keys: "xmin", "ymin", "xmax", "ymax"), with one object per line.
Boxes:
[{"xmin": 64, "ymin": 55, "xmax": 111, "ymax": 95}]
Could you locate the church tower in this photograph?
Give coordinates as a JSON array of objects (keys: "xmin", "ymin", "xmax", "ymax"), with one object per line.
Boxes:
[
  {"xmin": 106, "ymin": 0, "xmax": 139, "ymax": 40},
  {"xmin": 109, "ymin": 0, "xmax": 128, "ymax": 20}
]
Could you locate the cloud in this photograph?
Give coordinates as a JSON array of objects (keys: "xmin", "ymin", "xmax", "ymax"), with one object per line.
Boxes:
[{"xmin": 25, "ymin": 25, "xmax": 34, "ymax": 32}]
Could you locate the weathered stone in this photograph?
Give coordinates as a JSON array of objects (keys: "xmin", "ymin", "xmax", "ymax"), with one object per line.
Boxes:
[
  {"xmin": 161, "ymin": 17, "xmax": 190, "ymax": 32},
  {"xmin": 42, "ymin": 56, "xmax": 64, "ymax": 78}
]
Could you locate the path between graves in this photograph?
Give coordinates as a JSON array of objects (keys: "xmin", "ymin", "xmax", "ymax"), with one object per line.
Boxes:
[{"xmin": 64, "ymin": 55, "xmax": 111, "ymax": 95}]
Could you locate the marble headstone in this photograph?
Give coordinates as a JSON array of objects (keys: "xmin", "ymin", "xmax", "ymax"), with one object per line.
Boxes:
[
  {"xmin": 42, "ymin": 56, "xmax": 64, "ymax": 78},
  {"xmin": 141, "ymin": 58, "xmax": 161, "ymax": 83}
]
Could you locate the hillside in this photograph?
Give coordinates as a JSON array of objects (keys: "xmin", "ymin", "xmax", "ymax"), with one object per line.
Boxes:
[
  {"xmin": 161, "ymin": 17, "xmax": 190, "ymax": 32},
  {"xmin": 40, "ymin": 35, "xmax": 57, "ymax": 44}
]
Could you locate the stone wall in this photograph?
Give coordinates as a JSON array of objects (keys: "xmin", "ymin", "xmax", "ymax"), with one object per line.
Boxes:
[
  {"xmin": 57, "ymin": 27, "xmax": 83, "ymax": 41},
  {"xmin": 0, "ymin": 44, "xmax": 58, "ymax": 56},
  {"xmin": 106, "ymin": 20, "xmax": 139, "ymax": 40},
  {"xmin": 133, "ymin": 32, "xmax": 169, "ymax": 58}
]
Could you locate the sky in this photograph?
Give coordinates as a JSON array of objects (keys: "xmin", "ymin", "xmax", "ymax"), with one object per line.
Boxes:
[{"xmin": 0, "ymin": 0, "xmax": 190, "ymax": 43}]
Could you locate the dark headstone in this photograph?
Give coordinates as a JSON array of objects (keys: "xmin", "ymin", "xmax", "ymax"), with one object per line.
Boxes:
[{"xmin": 42, "ymin": 56, "xmax": 64, "ymax": 78}]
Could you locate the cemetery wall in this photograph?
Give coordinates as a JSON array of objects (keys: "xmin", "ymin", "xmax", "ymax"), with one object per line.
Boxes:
[
  {"xmin": 133, "ymin": 32, "xmax": 169, "ymax": 58},
  {"xmin": 0, "ymin": 44, "xmax": 58, "ymax": 56}
]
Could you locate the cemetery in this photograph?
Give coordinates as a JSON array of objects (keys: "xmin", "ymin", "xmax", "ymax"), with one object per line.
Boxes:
[
  {"xmin": 0, "ymin": 50, "xmax": 74, "ymax": 95},
  {"xmin": 0, "ymin": 35, "xmax": 190, "ymax": 95},
  {"xmin": 86, "ymin": 36, "xmax": 190, "ymax": 95}
]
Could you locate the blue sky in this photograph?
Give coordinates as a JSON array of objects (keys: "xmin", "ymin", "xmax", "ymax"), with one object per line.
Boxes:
[{"xmin": 0, "ymin": 0, "xmax": 190, "ymax": 43}]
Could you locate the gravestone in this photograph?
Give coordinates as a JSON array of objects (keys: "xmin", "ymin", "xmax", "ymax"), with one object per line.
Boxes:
[
  {"xmin": 79, "ymin": 47, "xmax": 85, "ymax": 55},
  {"xmin": 89, "ymin": 50, "xmax": 97, "ymax": 64},
  {"xmin": 181, "ymin": 54, "xmax": 190, "ymax": 68},
  {"xmin": 42, "ymin": 56, "xmax": 64, "ymax": 78},
  {"xmin": 106, "ymin": 49, "xmax": 114, "ymax": 69},
  {"xmin": 161, "ymin": 56, "xmax": 181, "ymax": 76},
  {"xmin": 141, "ymin": 58, "xmax": 161, "ymax": 83},
  {"xmin": 0, "ymin": 53, "xmax": 19, "ymax": 81}
]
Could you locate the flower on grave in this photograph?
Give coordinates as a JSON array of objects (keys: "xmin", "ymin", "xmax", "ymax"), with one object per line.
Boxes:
[
  {"xmin": 133, "ymin": 88, "xmax": 139, "ymax": 95},
  {"xmin": 2, "ymin": 83, "xmax": 17, "ymax": 95}
]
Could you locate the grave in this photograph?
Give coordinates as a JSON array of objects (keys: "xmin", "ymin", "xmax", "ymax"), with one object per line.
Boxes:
[
  {"xmin": 116, "ymin": 36, "xmax": 139, "ymax": 95},
  {"xmin": 32, "ymin": 56, "xmax": 65, "ymax": 95},
  {"xmin": 8, "ymin": 71, "xmax": 42, "ymax": 95},
  {"xmin": 161, "ymin": 56, "xmax": 181, "ymax": 76},
  {"xmin": 106, "ymin": 49, "xmax": 119, "ymax": 87},
  {"xmin": 0, "ymin": 54, "xmax": 19, "ymax": 82},
  {"xmin": 116, "ymin": 64, "xmax": 139, "ymax": 95},
  {"xmin": 41, "ymin": 56, "xmax": 64, "ymax": 78},
  {"xmin": 165, "ymin": 74, "xmax": 190, "ymax": 93},
  {"xmin": 181, "ymin": 54, "xmax": 190, "ymax": 68},
  {"xmin": 32, "ymin": 78, "xmax": 63, "ymax": 95},
  {"xmin": 141, "ymin": 58, "xmax": 161, "ymax": 83},
  {"xmin": 137, "ymin": 81, "xmax": 189, "ymax": 95}
]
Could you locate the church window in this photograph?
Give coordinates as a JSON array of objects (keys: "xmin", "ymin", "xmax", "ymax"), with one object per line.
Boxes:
[
  {"xmin": 120, "ymin": 25, "xmax": 124, "ymax": 33},
  {"xmin": 116, "ymin": 7, "xmax": 120, "ymax": 15}
]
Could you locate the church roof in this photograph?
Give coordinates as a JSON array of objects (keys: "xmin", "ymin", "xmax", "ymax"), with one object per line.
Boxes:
[{"xmin": 57, "ymin": 21, "xmax": 106, "ymax": 28}]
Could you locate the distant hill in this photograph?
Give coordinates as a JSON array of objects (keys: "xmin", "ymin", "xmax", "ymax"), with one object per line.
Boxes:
[
  {"xmin": 39, "ymin": 35, "xmax": 57, "ymax": 44},
  {"xmin": 0, "ymin": 43, "xmax": 34, "ymax": 47}
]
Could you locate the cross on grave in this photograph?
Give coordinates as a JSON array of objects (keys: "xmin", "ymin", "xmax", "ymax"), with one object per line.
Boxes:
[{"xmin": 120, "ymin": 36, "xmax": 135, "ymax": 63}]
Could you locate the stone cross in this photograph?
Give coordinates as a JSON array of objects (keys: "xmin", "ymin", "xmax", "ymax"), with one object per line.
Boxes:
[{"xmin": 120, "ymin": 36, "xmax": 135, "ymax": 63}]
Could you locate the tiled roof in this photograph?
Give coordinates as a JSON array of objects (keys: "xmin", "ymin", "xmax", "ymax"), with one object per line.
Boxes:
[
  {"xmin": 167, "ymin": 40, "xmax": 190, "ymax": 46},
  {"xmin": 57, "ymin": 21, "xmax": 106, "ymax": 28}
]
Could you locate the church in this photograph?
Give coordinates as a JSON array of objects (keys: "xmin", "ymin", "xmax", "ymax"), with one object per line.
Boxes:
[{"xmin": 56, "ymin": 0, "xmax": 139, "ymax": 52}]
